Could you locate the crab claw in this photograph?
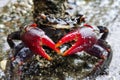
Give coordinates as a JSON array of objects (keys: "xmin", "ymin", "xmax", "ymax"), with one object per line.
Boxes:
[
  {"xmin": 21, "ymin": 27, "xmax": 60, "ymax": 60},
  {"xmin": 33, "ymin": 44, "xmax": 52, "ymax": 61},
  {"xmin": 56, "ymin": 27, "xmax": 97, "ymax": 56},
  {"xmin": 55, "ymin": 30, "xmax": 84, "ymax": 56},
  {"xmin": 55, "ymin": 31, "xmax": 79, "ymax": 48},
  {"xmin": 41, "ymin": 35, "xmax": 61, "ymax": 54},
  {"xmin": 37, "ymin": 35, "xmax": 61, "ymax": 60}
]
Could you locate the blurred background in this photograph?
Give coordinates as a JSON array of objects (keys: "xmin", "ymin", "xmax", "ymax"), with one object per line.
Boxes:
[{"xmin": 0, "ymin": 0, "xmax": 120, "ymax": 79}]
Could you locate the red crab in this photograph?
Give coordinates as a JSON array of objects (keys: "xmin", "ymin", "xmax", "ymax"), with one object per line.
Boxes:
[
  {"xmin": 6, "ymin": 9, "xmax": 113, "ymax": 80},
  {"xmin": 21, "ymin": 23, "xmax": 60, "ymax": 61},
  {"xmin": 20, "ymin": 22, "xmax": 110, "ymax": 61},
  {"xmin": 7, "ymin": 20, "xmax": 112, "ymax": 79}
]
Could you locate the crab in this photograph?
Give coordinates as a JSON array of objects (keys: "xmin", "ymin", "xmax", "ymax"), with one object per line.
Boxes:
[
  {"xmin": 7, "ymin": 14, "xmax": 111, "ymax": 62},
  {"xmin": 7, "ymin": 14, "xmax": 112, "ymax": 79}
]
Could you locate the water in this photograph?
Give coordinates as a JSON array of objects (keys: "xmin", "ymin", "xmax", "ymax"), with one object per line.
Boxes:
[{"xmin": 0, "ymin": 0, "xmax": 120, "ymax": 80}]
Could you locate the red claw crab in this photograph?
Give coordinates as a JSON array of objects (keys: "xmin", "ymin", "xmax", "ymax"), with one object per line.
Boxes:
[{"xmin": 7, "ymin": 14, "xmax": 112, "ymax": 79}]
